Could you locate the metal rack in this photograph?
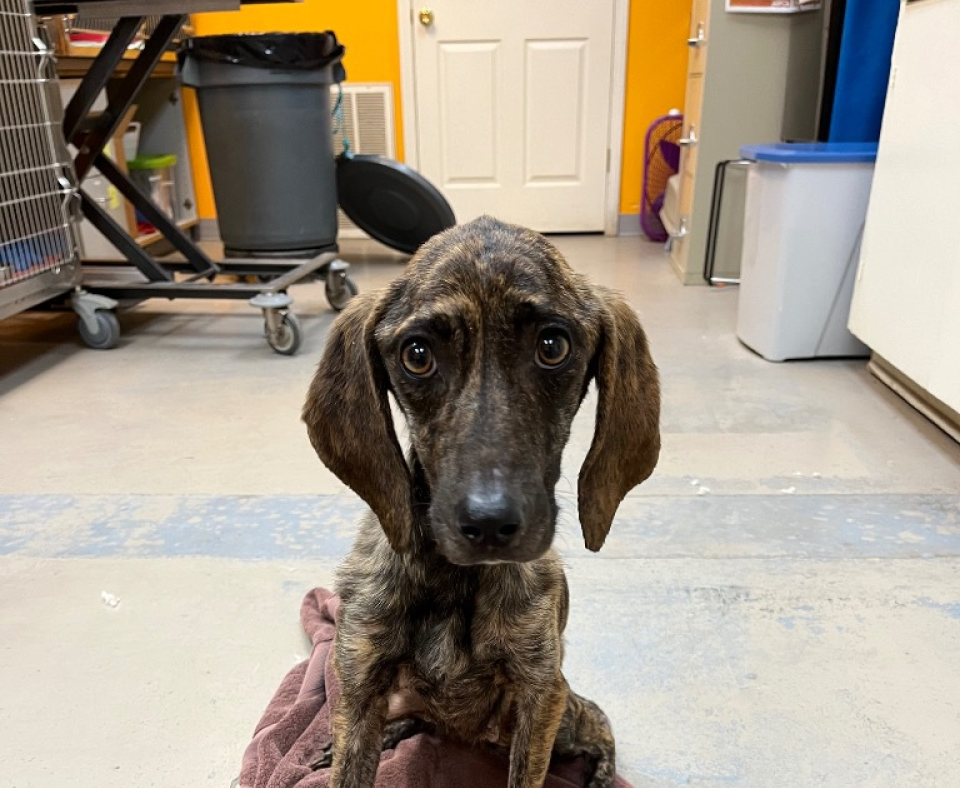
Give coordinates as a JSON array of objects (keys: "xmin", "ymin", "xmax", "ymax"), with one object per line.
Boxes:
[
  {"xmin": 29, "ymin": 0, "xmax": 355, "ymax": 355},
  {"xmin": 702, "ymin": 158, "xmax": 748, "ymax": 286},
  {"xmin": 0, "ymin": 0, "xmax": 82, "ymax": 321}
]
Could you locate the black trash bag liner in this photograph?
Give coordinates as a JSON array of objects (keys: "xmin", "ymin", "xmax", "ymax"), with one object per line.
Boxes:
[{"xmin": 179, "ymin": 31, "xmax": 345, "ymax": 78}]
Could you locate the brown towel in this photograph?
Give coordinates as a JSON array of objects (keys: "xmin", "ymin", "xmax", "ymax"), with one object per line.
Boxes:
[{"xmin": 238, "ymin": 588, "xmax": 634, "ymax": 788}]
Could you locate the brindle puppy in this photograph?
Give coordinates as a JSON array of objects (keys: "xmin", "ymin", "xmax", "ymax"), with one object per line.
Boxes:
[{"xmin": 302, "ymin": 216, "xmax": 660, "ymax": 788}]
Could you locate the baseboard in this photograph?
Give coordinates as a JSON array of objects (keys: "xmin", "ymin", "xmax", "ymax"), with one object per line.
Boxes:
[
  {"xmin": 196, "ymin": 218, "xmax": 220, "ymax": 242},
  {"xmin": 618, "ymin": 213, "xmax": 642, "ymax": 236},
  {"xmin": 869, "ymin": 355, "xmax": 960, "ymax": 444},
  {"xmin": 668, "ymin": 251, "xmax": 707, "ymax": 286}
]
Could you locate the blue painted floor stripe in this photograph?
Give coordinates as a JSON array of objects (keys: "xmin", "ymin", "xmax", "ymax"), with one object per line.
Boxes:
[
  {"xmin": 1, "ymin": 492, "xmax": 957, "ymax": 560},
  {"xmin": 0, "ymin": 494, "xmax": 362, "ymax": 559}
]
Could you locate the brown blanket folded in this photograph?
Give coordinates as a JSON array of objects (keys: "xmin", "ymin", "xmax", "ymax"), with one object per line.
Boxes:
[{"xmin": 238, "ymin": 588, "xmax": 633, "ymax": 788}]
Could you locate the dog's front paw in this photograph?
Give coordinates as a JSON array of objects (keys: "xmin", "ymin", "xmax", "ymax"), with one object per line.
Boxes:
[
  {"xmin": 381, "ymin": 718, "xmax": 425, "ymax": 751},
  {"xmin": 308, "ymin": 741, "xmax": 334, "ymax": 771}
]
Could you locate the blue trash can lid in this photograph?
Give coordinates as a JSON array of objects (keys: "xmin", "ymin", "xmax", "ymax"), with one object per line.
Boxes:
[{"xmin": 740, "ymin": 142, "xmax": 878, "ymax": 163}]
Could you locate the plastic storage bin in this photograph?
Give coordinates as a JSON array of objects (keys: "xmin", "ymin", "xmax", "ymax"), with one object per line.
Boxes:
[
  {"xmin": 736, "ymin": 142, "xmax": 877, "ymax": 362},
  {"xmin": 179, "ymin": 32, "xmax": 345, "ymax": 257},
  {"xmin": 127, "ymin": 154, "xmax": 177, "ymax": 219}
]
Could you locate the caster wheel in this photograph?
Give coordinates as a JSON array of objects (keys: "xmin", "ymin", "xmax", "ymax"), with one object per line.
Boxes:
[
  {"xmin": 265, "ymin": 311, "xmax": 302, "ymax": 356},
  {"xmin": 78, "ymin": 310, "xmax": 120, "ymax": 350},
  {"xmin": 325, "ymin": 274, "xmax": 358, "ymax": 312}
]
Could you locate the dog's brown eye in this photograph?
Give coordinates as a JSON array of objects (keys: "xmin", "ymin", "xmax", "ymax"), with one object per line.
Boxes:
[
  {"xmin": 536, "ymin": 329, "xmax": 571, "ymax": 369},
  {"xmin": 400, "ymin": 339, "xmax": 436, "ymax": 378}
]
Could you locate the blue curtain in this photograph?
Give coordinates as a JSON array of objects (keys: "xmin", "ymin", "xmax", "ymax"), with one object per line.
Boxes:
[{"xmin": 828, "ymin": 0, "xmax": 900, "ymax": 142}]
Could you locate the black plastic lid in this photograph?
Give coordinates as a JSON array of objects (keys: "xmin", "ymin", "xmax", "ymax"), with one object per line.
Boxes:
[
  {"xmin": 179, "ymin": 32, "xmax": 345, "ymax": 74},
  {"xmin": 336, "ymin": 154, "xmax": 455, "ymax": 254}
]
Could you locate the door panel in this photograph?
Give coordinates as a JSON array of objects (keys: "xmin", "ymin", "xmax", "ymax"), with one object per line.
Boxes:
[
  {"xmin": 525, "ymin": 39, "xmax": 586, "ymax": 184},
  {"xmin": 438, "ymin": 42, "xmax": 500, "ymax": 183}
]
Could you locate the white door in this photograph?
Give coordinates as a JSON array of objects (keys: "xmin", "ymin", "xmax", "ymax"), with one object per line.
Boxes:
[{"xmin": 410, "ymin": 0, "xmax": 616, "ymax": 232}]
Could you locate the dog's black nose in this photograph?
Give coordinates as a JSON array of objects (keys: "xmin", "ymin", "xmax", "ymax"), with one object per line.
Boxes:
[{"xmin": 456, "ymin": 489, "xmax": 521, "ymax": 547}]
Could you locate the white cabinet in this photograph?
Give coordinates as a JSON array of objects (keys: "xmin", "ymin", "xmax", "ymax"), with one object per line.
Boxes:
[{"xmin": 849, "ymin": 0, "xmax": 960, "ymax": 437}]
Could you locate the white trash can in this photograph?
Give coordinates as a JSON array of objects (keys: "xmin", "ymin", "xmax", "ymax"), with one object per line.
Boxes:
[{"xmin": 736, "ymin": 142, "xmax": 877, "ymax": 362}]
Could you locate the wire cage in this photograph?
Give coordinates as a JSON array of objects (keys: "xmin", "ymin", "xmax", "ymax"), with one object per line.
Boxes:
[{"xmin": 0, "ymin": 0, "xmax": 81, "ymax": 319}]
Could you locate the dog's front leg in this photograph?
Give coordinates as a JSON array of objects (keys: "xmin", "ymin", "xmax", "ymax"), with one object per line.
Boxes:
[
  {"xmin": 329, "ymin": 638, "xmax": 395, "ymax": 788},
  {"xmin": 507, "ymin": 675, "xmax": 568, "ymax": 788}
]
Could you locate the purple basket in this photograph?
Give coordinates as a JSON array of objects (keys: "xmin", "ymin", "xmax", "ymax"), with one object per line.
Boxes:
[{"xmin": 639, "ymin": 113, "xmax": 683, "ymax": 242}]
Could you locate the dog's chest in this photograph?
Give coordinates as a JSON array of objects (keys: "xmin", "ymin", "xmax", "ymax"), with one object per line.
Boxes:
[{"xmin": 387, "ymin": 602, "xmax": 552, "ymax": 743}]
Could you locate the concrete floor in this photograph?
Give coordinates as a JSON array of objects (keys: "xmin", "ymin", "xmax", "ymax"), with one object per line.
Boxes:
[{"xmin": 1, "ymin": 235, "xmax": 958, "ymax": 788}]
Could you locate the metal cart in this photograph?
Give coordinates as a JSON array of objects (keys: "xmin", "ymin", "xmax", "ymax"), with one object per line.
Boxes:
[
  {"xmin": 31, "ymin": 0, "xmax": 357, "ymax": 355},
  {"xmin": 0, "ymin": 0, "xmax": 84, "ymax": 323}
]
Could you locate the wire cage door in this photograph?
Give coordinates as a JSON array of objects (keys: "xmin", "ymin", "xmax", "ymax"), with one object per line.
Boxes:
[{"xmin": 0, "ymin": 0, "xmax": 80, "ymax": 320}]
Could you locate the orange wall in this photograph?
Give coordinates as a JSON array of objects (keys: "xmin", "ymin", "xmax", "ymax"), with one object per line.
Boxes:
[
  {"xmin": 619, "ymin": 0, "xmax": 693, "ymax": 216},
  {"xmin": 186, "ymin": 1, "xmax": 691, "ymax": 222}
]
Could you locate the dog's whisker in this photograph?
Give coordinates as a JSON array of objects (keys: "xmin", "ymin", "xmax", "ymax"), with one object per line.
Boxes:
[{"xmin": 555, "ymin": 474, "xmax": 576, "ymax": 497}]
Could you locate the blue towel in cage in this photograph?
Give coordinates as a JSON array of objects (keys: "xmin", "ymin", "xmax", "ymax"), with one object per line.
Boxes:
[{"xmin": 0, "ymin": 230, "xmax": 70, "ymax": 274}]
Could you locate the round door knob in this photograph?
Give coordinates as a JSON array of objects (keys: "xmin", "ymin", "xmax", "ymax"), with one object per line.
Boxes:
[{"xmin": 419, "ymin": 8, "xmax": 434, "ymax": 26}]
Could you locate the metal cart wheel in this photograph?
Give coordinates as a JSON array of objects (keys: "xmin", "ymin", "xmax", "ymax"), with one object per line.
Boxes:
[
  {"xmin": 325, "ymin": 272, "xmax": 358, "ymax": 312},
  {"xmin": 78, "ymin": 309, "xmax": 120, "ymax": 350},
  {"xmin": 264, "ymin": 310, "xmax": 302, "ymax": 355}
]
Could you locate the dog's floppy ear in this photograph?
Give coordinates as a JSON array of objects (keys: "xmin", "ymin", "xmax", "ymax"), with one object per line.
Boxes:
[
  {"xmin": 578, "ymin": 292, "xmax": 661, "ymax": 551},
  {"xmin": 302, "ymin": 290, "xmax": 412, "ymax": 553}
]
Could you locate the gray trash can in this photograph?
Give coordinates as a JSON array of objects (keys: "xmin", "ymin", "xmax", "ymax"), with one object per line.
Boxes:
[{"xmin": 179, "ymin": 33, "xmax": 345, "ymax": 257}]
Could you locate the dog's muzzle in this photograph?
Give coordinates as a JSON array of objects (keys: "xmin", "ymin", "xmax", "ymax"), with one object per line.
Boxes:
[{"xmin": 432, "ymin": 478, "xmax": 556, "ymax": 565}]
